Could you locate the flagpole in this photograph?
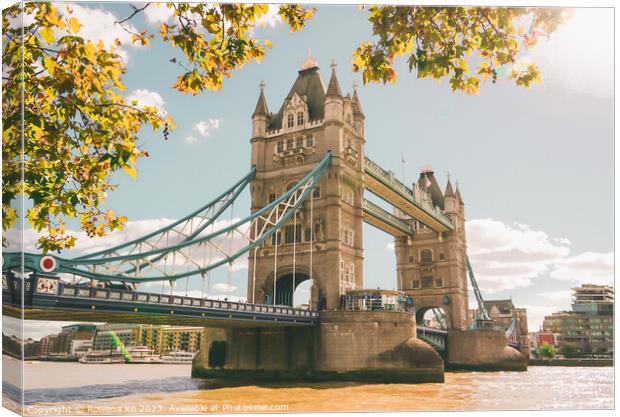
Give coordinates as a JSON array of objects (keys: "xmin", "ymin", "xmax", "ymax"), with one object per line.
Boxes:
[{"xmin": 401, "ymin": 154, "xmax": 406, "ymax": 183}]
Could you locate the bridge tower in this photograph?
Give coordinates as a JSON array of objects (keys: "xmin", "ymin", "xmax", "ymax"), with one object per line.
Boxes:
[
  {"xmin": 394, "ymin": 172, "xmax": 470, "ymax": 329},
  {"xmin": 248, "ymin": 55, "xmax": 366, "ymax": 310}
]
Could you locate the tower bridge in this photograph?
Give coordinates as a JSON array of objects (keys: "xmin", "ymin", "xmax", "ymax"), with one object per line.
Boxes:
[{"xmin": 2, "ymin": 56, "xmax": 527, "ymax": 383}]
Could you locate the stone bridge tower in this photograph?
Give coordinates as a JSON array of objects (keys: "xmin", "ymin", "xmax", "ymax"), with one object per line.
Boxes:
[
  {"xmin": 394, "ymin": 172, "xmax": 470, "ymax": 329},
  {"xmin": 248, "ymin": 55, "xmax": 366, "ymax": 310}
]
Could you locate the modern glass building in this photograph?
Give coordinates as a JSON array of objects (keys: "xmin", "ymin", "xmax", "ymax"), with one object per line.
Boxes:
[{"xmin": 543, "ymin": 284, "xmax": 614, "ymax": 355}]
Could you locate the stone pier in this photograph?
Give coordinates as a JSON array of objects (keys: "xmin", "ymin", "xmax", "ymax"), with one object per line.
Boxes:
[
  {"xmin": 192, "ymin": 311, "xmax": 444, "ymax": 383},
  {"xmin": 446, "ymin": 328, "xmax": 527, "ymax": 371}
]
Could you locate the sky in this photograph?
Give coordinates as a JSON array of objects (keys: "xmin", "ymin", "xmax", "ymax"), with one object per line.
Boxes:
[{"xmin": 5, "ymin": 3, "xmax": 614, "ymax": 337}]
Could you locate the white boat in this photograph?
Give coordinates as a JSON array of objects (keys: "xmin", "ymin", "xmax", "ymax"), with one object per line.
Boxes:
[
  {"xmin": 125, "ymin": 346, "xmax": 163, "ymax": 364},
  {"xmin": 161, "ymin": 350, "xmax": 195, "ymax": 364},
  {"xmin": 79, "ymin": 349, "xmax": 124, "ymax": 364}
]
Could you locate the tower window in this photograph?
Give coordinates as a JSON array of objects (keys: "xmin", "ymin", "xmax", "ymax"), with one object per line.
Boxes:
[
  {"xmin": 286, "ymin": 138, "xmax": 294, "ymax": 149},
  {"xmin": 287, "ymin": 114, "xmax": 294, "ymax": 128},
  {"xmin": 420, "ymin": 249, "xmax": 433, "ymax": 263},
  {"xmin": 284, "ymin": 224, "xmax": 302, "ymax": 244},
  {"xmin": 435, "ymin": 278, "xmax": 443, "ymax": 288},
  {"xmin": 268, "ymin": 193, "xmax": 276, "ymax": 203},
  {"xmin": 305, "ymin": 136, "xmax": 314, "ymax": 147},
  {"xmin": 304, "ymin": 227, "xmax": 315, "ymax": 242},
  {"xmin": 276, "ymin": 141, "xmax": 284, "ymax": 153},
  {"xmin": 422, "ymin": 276, "xmax": 433, "ymax": 288},
  {"xmin": 439, "ymin": 253, "xmax": 445, "ymax": 261},
  {"xmin": 408, "ymin": 255, "xmax": 414, "ymax": 263},
  {"xmin": 297, "ymin": 112, "xmax": 304, "ymax": 125},
  {"xmin": 412, "ymin": 280, "xmax": 420, "ymax": 289},
  {"xmin": 312, "ymin": 187, "xmax": 321, "ymax": 199},
  {"xmin": 295, "ymin": 136, "xmax": 304, "ymax": 148}
]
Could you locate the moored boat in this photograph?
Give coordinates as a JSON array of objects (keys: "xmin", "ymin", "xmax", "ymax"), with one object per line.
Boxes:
[
  {"xmin": 125, "ymin": 346, "xmax": 163, "ymax": 364},
  {"xmin": 79, "ymin": 349, "xmax": 124, "ymax": 364},
  {"xmin": 161, "ymin": 350, "xmax": 195, "ymax": 364}
]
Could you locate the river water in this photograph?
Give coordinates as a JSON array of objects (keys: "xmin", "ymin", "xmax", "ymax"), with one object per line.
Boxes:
[{"xmin": 2, "ymin": 356, "xmax": 614, "ymax": 414}]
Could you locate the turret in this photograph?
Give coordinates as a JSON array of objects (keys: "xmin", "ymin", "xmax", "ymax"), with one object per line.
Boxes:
[
  {"xmin": 252, "ymin": 80, "xmax": 269, "ymax": 139},
  {"xmin": 324, "ymin": 59, "xmax": 343, "ymax": 123},
  {"xmin": 443, "ymin": 175, "xmax": 457, "ymax": 214},
  {"xmin": 455, "ymin": 182, "xmax": 465, "ymax": 212},
  {"xmin": 352, "ymin": 81, "xmax": 365, "ymax": 137}
]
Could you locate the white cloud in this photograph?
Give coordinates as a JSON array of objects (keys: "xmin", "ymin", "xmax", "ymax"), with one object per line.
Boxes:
[
  {"xmin": 255, "ymin": 5, "xmax": 281, "ymax": 29},
  {"xmin": 143, "ymin": 3, "xmax": 175, "ymax": 25},
  {"xmin": 185, "ymin": 119, "xmax": 221, "ymax": 144},
  {"xmin": 185, "ymin": 135, "xmax": 199, "ymax": 144},
  {"xmin": 127, "ymin": 89, "xmax": 167, "ymax": 116},
  {"xmin": 539, "ymin": 290, "xmax": 572, "ymax": 303},
  {"xmin": 63, "ymin": 3, "xmax": 145, "ymax": 63},
  {"xmin": 467, "ymin": 218, "xmax": 612, "ymax": 293},
  {"xmin": 551, "ymin": 252, "xmax": 614, "ymax": 285},
  {"xmin": 212, "ymin": 283, "xmax": 238, "ymax": 294},
  {"xmin": 467, "ymin": 218, "xmax": 569, "ymax": 292},
  {"xmin": 7, "ymin": 3, "xmax": 142, "ymax": 63}
]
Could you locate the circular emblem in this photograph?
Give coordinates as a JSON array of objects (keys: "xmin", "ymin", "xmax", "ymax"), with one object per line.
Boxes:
[
  {"xmin": 442, "ymin": 295, "xmax": 450, "ymax": 305},
  {"xmin": 39, "ymin": 255, "xmax": 57, "ymax": 272}
]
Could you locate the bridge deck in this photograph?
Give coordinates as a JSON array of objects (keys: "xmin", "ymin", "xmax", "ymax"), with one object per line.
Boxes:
[
  {"xmin": 3, "ymin": 275, "xmax": 319, "ymax": 328},
  {"xmin": 364, "ymin": 157, "xmax": 453, "ymax": 233},
  {"xmin": 362, "ymin": 198, "xmax": 413, "ymax": 237}
]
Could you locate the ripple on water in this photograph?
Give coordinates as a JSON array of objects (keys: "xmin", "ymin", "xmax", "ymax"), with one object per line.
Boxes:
[{"xmin": 14, "ymin": 362, "xmax": 616, "ymax": 412}]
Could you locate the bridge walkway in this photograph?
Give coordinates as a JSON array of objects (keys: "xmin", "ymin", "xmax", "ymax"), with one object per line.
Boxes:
[{"xmin": 364, "ymin": 156, "xmax": 453, "ymax": 233}]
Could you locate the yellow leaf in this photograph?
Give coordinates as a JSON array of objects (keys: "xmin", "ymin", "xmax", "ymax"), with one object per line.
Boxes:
[
  {"xmin": 68, "ymin": 17, "xmax": 81, "ymax": 34},
  {"xmin": 105, "ymin": 209, "xmax": 115, "ymax": 222},
  {"xmin": 264, "ymin": 39, "xmax": 272, "ymax": 49},
  {"xmin": 40, "ymin": 26, "xmax": 55, "ymax": 44},
  {"xmin": 43, "ymin": 57, "xmax": 55, "ymax": 76},
  {"xmin": 122, "ymin": 165, "xmax": 138, "ymax": 179}
]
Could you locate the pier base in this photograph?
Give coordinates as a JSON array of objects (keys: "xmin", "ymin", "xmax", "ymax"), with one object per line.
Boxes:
[
  {"xmin": 192, "ymin": 311, "xmax": 444, "ymax": 383},
  {"xmin": 446, "ymin": 329, "xmax": 527, "ymax": 371}
]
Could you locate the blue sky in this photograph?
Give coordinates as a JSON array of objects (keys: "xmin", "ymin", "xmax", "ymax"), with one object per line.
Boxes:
[{"xmin": 10, "ymin": 3, "xmax": 614, "ymax": 335}]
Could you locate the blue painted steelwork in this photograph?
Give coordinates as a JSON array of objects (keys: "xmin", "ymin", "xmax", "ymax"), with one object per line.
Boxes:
[
  {"xmin": 416, "ymin": 325, "xmax": 447, "ymax": 352},
  {"xmin": 3, "ymin": 153, "xmax": 332, "ymax": 284},
  {"xmin": 466, "ymin": 256, "xmax": 493, "ymax": 329}
]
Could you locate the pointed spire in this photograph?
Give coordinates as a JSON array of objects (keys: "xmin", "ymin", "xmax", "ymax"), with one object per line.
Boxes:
[
  {"xmin": 326, "ymin": 59, "xmax": 342, "ymax": 97},
  {"xmin": 352, "ymin": 81, "xmax": 364, "ymax": 117},
  {"xmin": 252, "ymin": 80, "xmax": 269, "ymax": 117},
  {"xmin": 444, "ymin": 173, "xmax": 454, "ymax": 197},
  {"xmin": 455, "ymin": 181, "xmax": 464, "ymax": 204},
  {"xmin": 300, "ymin": 49, "xmax": 318, "ymax": 71}
]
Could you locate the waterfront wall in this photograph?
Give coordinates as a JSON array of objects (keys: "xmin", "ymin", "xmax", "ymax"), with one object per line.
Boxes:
[
  {"xmin": 446, "ymin": 329, "xmax": 527, "ymax": 371},
  {"xmin": 529, "ymin": 358, "xmax": 613, "ymax": 367},
  {"xmin": 192, "ymin": 311, "xmax": 444, "ymax": 383}
]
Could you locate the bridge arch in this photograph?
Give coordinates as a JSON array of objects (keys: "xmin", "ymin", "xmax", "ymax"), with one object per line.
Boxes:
[
  {"xmin": 416, "ymin": 305, "xmax": 451, "ymax": 330},
  {"xmin": 260, "ymin": 266, "xmax": 319, "ymax": 307}
]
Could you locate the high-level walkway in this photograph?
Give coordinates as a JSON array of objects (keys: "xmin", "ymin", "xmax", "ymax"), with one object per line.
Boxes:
[{"xmin": 364, "ymin": 156, "xmax": 453, "ymax": 233}]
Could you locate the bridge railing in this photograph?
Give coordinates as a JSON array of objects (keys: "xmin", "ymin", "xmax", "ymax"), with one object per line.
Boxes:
[
  {"xmin": 363, "ymin": 157, "xmax": 453, "ymax": 228},
  {"xmin": 362, "ymin": 199, "xmax": 413, "ymax": 235},
  {"xmin": 29, "ymin": 275, "xmax": 318, "ymax": 318}
]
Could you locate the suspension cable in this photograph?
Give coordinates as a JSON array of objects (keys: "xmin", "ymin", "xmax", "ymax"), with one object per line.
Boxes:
[
  {"xmin": 201, "ymin": 272, "xmax": 206, "ymax": 299},
  {"xmin": 227, "ymin": 200, "xmax": 234, "ymax": 300},
  {"xmin": 309, "ymin": 184, "xmax": 314, "ymax": 307},
  {"xmin": 292, "ymin": 211, "xmax": 297, "ymax": 308},
  {"xmin": 273, "ymin": 207, "xmax": 279, "ymax": 305},
  {"xmin": 251, "ymin": 221, "xmax": 258, "ymax": 304}
]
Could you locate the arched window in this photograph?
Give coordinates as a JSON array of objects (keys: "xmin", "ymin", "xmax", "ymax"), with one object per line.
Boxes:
[
  {"xmin": 297, "ymin": 112, "xmax": 304, "ymax": 125},
  {"xmin": 287, "ymin": 114, "xmax": 294, "ymax": 128},
  {"xmin": 420, "ymin": 249, "xmax": 433, "ymax": 263}
]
